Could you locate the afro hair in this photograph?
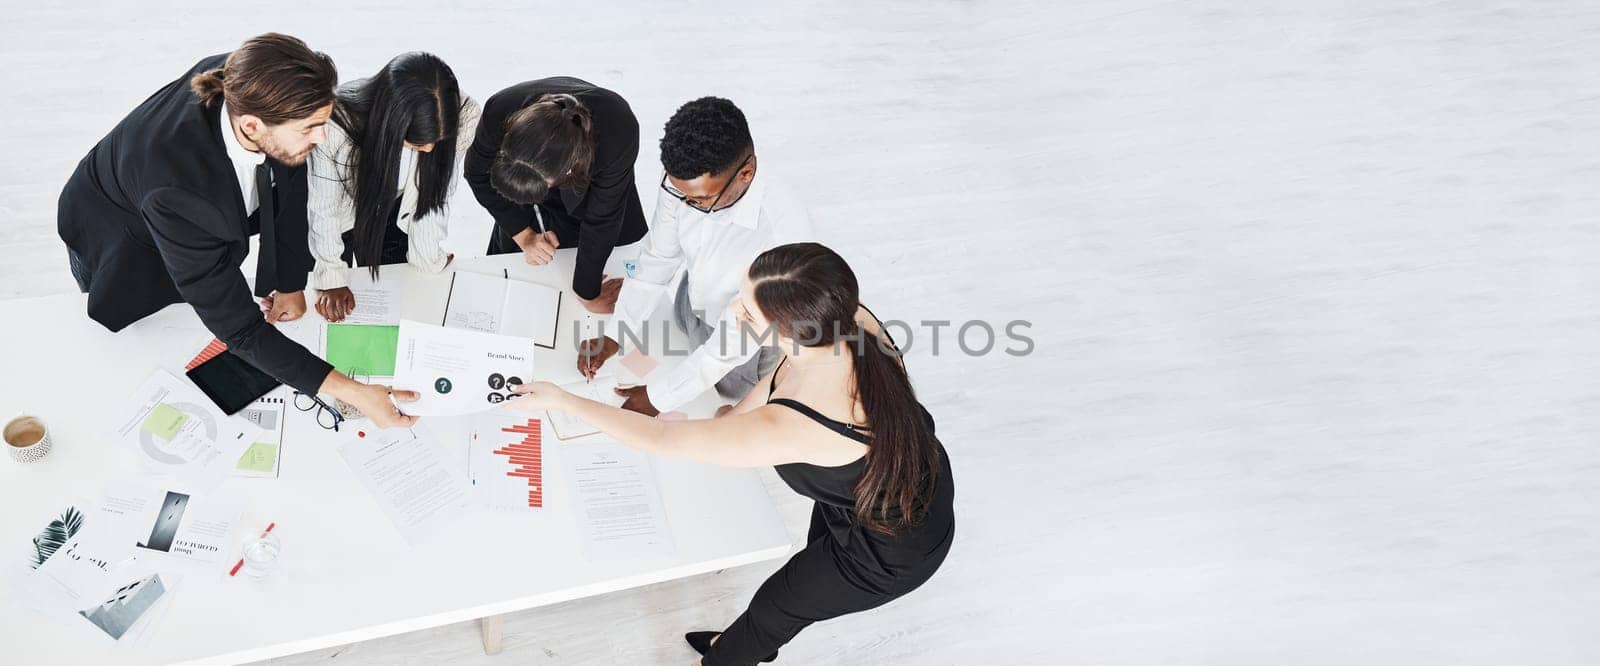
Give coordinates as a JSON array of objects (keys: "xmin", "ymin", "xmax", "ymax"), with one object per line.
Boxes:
[{"xmin": 660, "ymin": 97, "xmax": 754, "ymax": 180}]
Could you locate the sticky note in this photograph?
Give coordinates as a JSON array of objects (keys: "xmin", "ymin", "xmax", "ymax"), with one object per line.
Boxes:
[
  {"xmin": 237, "ymin": 442, "xmax": 278, "ymax": 473},
  {"xmin": 326, "ymin": 324, "xmax": 400, "ymax": 376},
  {"xmin": 619, "ymin": 350, "xmax": 659, "ymax": 377},
  {"xmin": 141, "ymin": 403, "xmax": 189, "ymax": 439}
]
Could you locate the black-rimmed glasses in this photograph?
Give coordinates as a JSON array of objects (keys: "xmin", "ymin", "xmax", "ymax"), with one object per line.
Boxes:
[
  {"xmin": 293, "ymin": 391, "xmax": 345, "ymax": 431},
  {"xmin": 661, "ymin": 155, "xmax": 754, "ymax": 213}
]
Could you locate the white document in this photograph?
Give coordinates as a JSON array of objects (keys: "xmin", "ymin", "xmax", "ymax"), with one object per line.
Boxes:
[
  {"xmin": 338, "ymin": 429, "xmax": 469, "ymax": 543},
  {"xmin": 234, "ymin": 391, "xmax": 287, "ymax": 478},
  {"xmin": 342, "ymin": 269, "xmax": 406, "ymax": 325},
  {"xmin": 26, "ymin": 537, "xmax": 176, "ymax": 645},
  {"xmin": 113, "ymin": 371, "xmax": 258, "ymax": 491},
  {"xmin": 546, "ymin": 375, "xmax": 625, "ymax": 440},
  {"xmin": 8, "ymin": 502, "xmax": 101, "ymax": 619},
  {"xmin": 566, "ymin": 441, "xmax": 676, "ymax": 562},
  {"xmin": 17, "ymin": 509, "xmax": 180, "ymax": 647},
  {"xmin": 395, "ymin": 319, "xmax": 536, "ymax": 416},
  {"xmin": 469, "ymin": 411, "xmax": 547, "ymax": 511},
  {"xmin": 94, "ymin": 480, "xmax": 241, "ymax": 575},
  {"xmin": 274, "ymin": 316, "xmax": 324, "ymax": 355},
  {"xmin": 444, "ymin": 271, "xmax": 563, "ymax": 348}
]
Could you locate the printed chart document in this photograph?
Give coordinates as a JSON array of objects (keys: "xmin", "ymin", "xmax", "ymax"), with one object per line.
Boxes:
[
  {"xmin": 469, "ymin": 411, "xmax": 546, "ymax": 510},
  {"xmin": 113, "ymin": 371, "xmax": 258, "ymax": 491},
  {"xmin": 338, "ymin": 429, "xmax": 468, "ymax": 543},
  {"xmin": 444, "ymin": 271, "xmax": 562, "ymax": 348},
  {"xmin": 565, "ymin": 440, "xmax": 675, "ymax": 562},
  {"xmin": 342, "ymin": 268, "xmax": 405, "ymax": 325},
  {"xmin": 234, "ymin": 391, "xmax": 287, "ymax": 477},
  {"xmin": 395, "ymin": 319, "xmax": 536, "ymax": 416},
  {"xmin": 546, "ymin": 375, "xmax": 626, "ymax": 440}
]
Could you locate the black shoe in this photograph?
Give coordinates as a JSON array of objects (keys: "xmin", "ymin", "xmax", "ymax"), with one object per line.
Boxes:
[
  {"xmin": 685, "ymin": 632, "xmax": 718, "ymax": 655},
  {"xmin": 684, "ymin": 632, "xmax": 778, "ymax": 662}
]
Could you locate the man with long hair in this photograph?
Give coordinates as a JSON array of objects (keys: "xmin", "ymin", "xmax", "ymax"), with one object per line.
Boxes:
[{"xmin": 57, "ymin": 33, "xmax": 417, "ymax": 427}]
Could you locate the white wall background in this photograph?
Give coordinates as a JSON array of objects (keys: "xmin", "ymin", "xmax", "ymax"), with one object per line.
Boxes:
[{"xmin": 2, "ymin": 1, "xmax": 1598, "ymax": 664}]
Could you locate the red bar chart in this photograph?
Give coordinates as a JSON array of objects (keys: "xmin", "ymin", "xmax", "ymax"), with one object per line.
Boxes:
[{"xmin": 492, "ymin": 418, "xmax": 543, "ymax": 508}]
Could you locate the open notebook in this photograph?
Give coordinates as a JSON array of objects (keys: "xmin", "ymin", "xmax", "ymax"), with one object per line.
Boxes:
[{"xmin": 442, "ymin": 271, "xmax": 563, "ymax": 349}]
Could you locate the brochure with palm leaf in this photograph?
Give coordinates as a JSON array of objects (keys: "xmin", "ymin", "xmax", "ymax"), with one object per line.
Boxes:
[{"xmin": 31, "ymin": 506, "xmax": 86, "ymax": 569}]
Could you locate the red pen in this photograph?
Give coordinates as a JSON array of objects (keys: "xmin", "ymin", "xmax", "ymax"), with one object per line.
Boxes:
[{"xmin": 228, "ymin": 522, "xmax": 276, "ymax": 577}]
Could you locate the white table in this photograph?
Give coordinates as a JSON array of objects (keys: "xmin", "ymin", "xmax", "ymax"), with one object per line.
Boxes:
[{"xmin": 0, "ymin": 252, "xmax": 792, "ymax": 665}]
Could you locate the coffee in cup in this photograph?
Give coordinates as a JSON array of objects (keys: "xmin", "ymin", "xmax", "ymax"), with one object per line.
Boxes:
[{"xmin": 4, "ymin": 416, "xmax": 52, "ymax": 463}]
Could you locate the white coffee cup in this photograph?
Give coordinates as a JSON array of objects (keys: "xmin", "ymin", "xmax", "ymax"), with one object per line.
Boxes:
[{"xmin": 4, "ymin": 416, "xmax": 53, "ymax": 463}]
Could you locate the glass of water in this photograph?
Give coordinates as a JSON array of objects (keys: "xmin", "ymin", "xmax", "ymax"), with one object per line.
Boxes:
[{"xmin": 239, "ymin": 532, "xmax": 282, "ymax": 580}]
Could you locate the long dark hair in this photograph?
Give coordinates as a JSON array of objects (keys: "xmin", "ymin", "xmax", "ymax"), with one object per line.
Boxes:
[
  {"xmin": 191, "ymin": 32, "xmax": 337, "ymax": 121},
  {"xmin": 490, "ymin": 93, "xmax": 594, "ymax": 205},
  {"xmin": 748, "ymin": 243, "xmax": 939, "ymax": 535},
  {"xmin": 329, "ymin": 52, "xmax": 462, "ymax": 277}
]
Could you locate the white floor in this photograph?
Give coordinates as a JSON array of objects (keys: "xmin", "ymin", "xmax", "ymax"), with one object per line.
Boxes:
[{"xmin": 4, "ymin": 1, "xmax": 1599, "ymax": 664}]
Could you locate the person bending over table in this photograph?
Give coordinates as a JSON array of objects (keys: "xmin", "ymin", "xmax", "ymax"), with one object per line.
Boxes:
[
  {"xmin": 464, "ymin": 77, "xmax": 647, "ymax": 312},
  {"xmin": 309, "ymin": 52, "xmax": 480, "ymax": 322},
  {"xmin": 57, "ymin": 34, "xmax": 418, "ymax": 428},
  {"xmin": 512, "ymin": 242, "xmax": 955, "ymax": 666},
  {"xmin": 576, "ymin": 97, "xmax": 813, "ymax": 416}
]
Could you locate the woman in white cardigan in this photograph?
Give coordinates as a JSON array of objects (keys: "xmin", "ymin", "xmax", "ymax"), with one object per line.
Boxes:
[{"xmin": 308, "ymin": 52, "xmax": 481, "ymax": 321}]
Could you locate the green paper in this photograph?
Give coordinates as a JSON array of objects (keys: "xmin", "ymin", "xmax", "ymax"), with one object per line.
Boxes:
[
  {"xmin": 326, "ymin": 324, "xmax": 400, "ymax": 376},
  {"xmin": 237, "ymin": 442, "xmax": 278, "ymax": 473},
  {"xmin": 141, "ymin": 403, "xmax": 188, "ymax": 439}
]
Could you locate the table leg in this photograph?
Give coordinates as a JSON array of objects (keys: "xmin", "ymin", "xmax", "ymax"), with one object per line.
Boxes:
[{"xmin": 479, "ymin": 614, "xmax": 504, "ymax": 655}]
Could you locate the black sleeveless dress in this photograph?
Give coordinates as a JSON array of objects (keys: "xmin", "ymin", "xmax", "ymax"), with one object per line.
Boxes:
[{"xmin": 702, "ymin": 333, "xmax": 956, "ymax": 665}]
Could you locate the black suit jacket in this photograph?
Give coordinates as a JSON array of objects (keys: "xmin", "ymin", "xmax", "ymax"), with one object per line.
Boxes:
[
  {"xmin": 464, "ymin": 77, "xmax": 644, "ymax": 300},
  {"xmin": 57, "ymin": 54, "xmax": 332, "ymax": 394}
]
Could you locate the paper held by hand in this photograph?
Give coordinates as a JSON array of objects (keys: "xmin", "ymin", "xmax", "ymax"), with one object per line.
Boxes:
[{"xmin": 394, "ymin": 319, "xmax": 536, "ymax": 416}]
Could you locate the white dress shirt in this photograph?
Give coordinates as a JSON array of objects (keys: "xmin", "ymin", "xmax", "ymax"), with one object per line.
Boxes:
[
  {"xmin": 219, "ymin": 101, "xmax": 266, "ymax": 216},
  {"xmin": 307, "ymin": 97, "xmax": 482, "ymax": 290},
  {"xmin": 612, "ymin": 171, "xmax": 814, "ymax": 411}
]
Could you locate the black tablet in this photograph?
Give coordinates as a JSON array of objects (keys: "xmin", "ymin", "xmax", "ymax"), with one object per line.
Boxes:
[{"xmin": 185, "ymin": 350, "xmax": 281, "ymax": 415}]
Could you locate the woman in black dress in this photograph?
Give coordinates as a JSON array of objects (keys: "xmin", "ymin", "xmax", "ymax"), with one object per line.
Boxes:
[{"xmin": 508, "ymin": 242, "xmax": 955, "ymax": 664}]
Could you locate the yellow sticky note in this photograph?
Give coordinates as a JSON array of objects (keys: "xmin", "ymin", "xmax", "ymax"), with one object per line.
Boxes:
[
  {"xmin": 236, "ymin": 442, "xmax": 278, "ymax": 473},
  {"xmin": 141, "ymin": 403, "xmax": 188, "ymax": 439}
]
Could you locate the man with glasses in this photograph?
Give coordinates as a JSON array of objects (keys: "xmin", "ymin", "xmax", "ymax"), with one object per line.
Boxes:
[{"xmin": 577, "ymin": 97, "xmax": 813, "ymax": 415}]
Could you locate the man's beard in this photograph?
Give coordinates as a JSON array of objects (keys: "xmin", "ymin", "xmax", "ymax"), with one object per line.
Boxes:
[{"xmin": 256, "ymin": 133, "xmax": 311, "ymax": 166}]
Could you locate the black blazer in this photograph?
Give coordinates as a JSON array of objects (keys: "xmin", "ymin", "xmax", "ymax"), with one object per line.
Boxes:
[
  {"xmin": 464, "ymin": 77, "xmax": 643, "ymax": 300},
  {"xmin": 57, "ymin": 54, "xmax": 332, "ymax": 395}
]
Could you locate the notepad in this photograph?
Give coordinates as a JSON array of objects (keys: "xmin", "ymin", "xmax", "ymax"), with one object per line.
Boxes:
[
  {"xmin": 443, "ymin": 271, "xmax": 562, "ymax": 349},
  {"xmin": 325, "ymin": 324, "xmax": 400, "ymax": 376}
]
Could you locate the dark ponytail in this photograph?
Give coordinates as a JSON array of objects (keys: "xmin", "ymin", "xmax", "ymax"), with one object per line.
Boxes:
[
  {"xmin": 189, "ymin": 33, "xmax": 336, "ymax": 121},
  {"xmin": 330, "ymin": 52, "xmax": 462, "ymax": 278},
  {"xmin": 490, "ymin": 93, "xmax": 595, "ymax": 205},
  {"xmin": 749, "ymin": 243, "xmax": 939, "ymax": 535},
  {"xmin": 190, "ymin": 68, "xmax": 227, "ymax": 106}
]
